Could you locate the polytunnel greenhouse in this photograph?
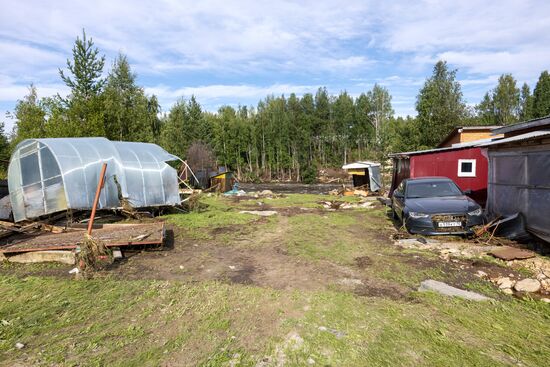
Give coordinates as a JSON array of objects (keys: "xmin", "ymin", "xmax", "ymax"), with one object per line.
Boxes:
[{"xmin": 8, "ymin": 137, "xmax": 181, "ymax": 222}]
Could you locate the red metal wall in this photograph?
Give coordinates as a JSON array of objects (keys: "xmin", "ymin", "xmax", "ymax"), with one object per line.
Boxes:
[{"xmin": 410, "ymin": 147, "xmax": 488, "ymax": 205}]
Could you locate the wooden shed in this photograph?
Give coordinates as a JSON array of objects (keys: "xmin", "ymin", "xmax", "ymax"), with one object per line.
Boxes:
[
  {"xmin": 342, "ymin": 161, "xmax": 382, "ymax": 191},
  {"xmin": 210, "ymin": 171, "xmax": 235, "ymax": 193},
  {"xmin": 389, "ymin": 143, "xmax": 490, "ymax": 205}
]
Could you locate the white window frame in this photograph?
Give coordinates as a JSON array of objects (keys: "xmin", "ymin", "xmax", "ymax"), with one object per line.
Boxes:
[{"xmin": 457, "ymin": 159, "xmax": 476, "ymax": 177}]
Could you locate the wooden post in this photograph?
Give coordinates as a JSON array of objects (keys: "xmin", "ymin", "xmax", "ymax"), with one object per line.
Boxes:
[{"xmin": 87, "ymin": 163, "xmax": 108, "ymax": 235}]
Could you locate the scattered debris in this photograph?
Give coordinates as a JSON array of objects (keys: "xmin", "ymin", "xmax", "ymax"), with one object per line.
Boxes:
[
  {"xmin": 15, "ymin": 342, "xmax": 25, "ymax": 350},
  {"xmin": 112, "ymin": 248, "xmax": 123, "ymax": 259},
  {"xmin": 489, "ymin": 213, "xmax": 531, "ymax": 242},
  {"xmin": 68, "ymin": 267, "xmax": 79, "ymax": 274},
  {"xmin": 0, "ymin": 222, "xmax": 165, "ymax": 255},
  {"xmin": 319, "ymin": 200, "xmax": 375, "ymax": 210},
  {"xmin": 489, "ymin": 246, "xmax": 536, "ymax": 261},
  {"xmin": 223, "ymin": 189, "xmax": 247, "ymax": 197},
  {"xmin": 418, "ymin": 279, "xmax": 491, "ymax": 301},
  {"xmin": 377, "ymin": 197, "xmax": 391, "ymax": 206},
  {"xmin": 77, "ymin": 234, "xmax": 113, "ymax": 271},
  {"xmin": 239, "ymin": 210, "xmax": 278, "ymax": 217},
  {"xmin": 513, "ymin": 278, "xmax": 541, "ymax": 293},
  {"xmin": 259, "ymin": 190, "xmax": 274, "ymax": 196}
]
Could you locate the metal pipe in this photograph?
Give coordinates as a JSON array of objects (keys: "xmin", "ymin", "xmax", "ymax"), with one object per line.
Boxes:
[{"xmin": 87, "ymin": 163, "xmax": 108, "ymax": 235}]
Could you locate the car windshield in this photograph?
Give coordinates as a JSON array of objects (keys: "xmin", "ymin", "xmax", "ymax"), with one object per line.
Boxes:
[{"xmin": 406, "ymin": 181, "xmax": 462, "ymax": 198}]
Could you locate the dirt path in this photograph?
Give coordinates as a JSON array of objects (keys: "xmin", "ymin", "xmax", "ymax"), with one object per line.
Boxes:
[{"xmin": 116, "ymin": 217, "xmax": 369, "ymax": 293}]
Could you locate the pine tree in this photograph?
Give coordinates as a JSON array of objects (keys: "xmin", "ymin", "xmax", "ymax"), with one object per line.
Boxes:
[
  {"xmin": 59, "ymin": 29, "xmax": 106, "ymax": 101},
  {"xmin": 519, "ymin": 83, "xmax": 534, "ymax": 121},
  {"xmin": 533, "ymin": 70, "xmax": 550, "ymax": 118},
  {"xmin": 416, "ymin": 61, "xmax": 468, "ymax": 148},
  {"xmin": 103, "ymin": 53, "xmax": 157, "ymax": 142}
]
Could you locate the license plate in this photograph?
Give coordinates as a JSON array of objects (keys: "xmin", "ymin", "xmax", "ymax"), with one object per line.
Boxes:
[{"xmin": 438, "ymin": 221, "xmax": 461, "ymax": 228}]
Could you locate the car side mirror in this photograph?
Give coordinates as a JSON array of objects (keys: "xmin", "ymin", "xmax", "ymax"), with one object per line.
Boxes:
[{"xmin": 464, "ymin": 189, "xmax": 473, "ymax": 195}]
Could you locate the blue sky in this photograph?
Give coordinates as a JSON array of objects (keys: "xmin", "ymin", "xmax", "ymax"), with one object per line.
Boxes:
[{"xmin": 1, "ymin": 0, "xmax": 550, "ymax": 132}]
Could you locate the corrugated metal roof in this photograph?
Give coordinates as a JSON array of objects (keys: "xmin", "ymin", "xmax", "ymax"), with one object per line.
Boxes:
[
  {"xmin": 342, "ymin": 161, "xmax": 380, "ymax": 169},
  {"xmin": 491, "ymin": 115, "xmax": 550, "ymax": 135},
  {"xmin": 478, "ymin": 130, "xmax": 550, "ymax": 147},
  {"xmin": 388, "ymin": 138, "xmax": 493, "ymax": 158}
]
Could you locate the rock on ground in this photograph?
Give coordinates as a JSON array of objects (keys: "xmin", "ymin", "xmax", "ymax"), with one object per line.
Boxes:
[
  {"xmin": 6, "ymin": 250, "xmax": 75, "ymax": 265},
  {"xmin": 418, "ymin": 279, "xmax": 490, "ymax": 301},
  {"xmin": 496, "ymin": 277, "xmax": 515, "ymax": 289},
  {"xmin": 513, "ymin": 278, "xmax": 541, "ymax": 293},
  {"xmin": 239, "ymin": 210, "xmax": 278, "ymax": 217}
]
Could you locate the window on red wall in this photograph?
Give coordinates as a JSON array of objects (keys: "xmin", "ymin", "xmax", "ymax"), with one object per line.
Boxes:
[{"xmin": 458, "ymin": 159, "xmax": 476, "ymax": 177}]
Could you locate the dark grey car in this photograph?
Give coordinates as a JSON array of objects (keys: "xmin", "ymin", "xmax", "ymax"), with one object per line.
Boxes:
[{"xmin": 391, "ymin": 177, "xmax": 484, "ymax": 235}]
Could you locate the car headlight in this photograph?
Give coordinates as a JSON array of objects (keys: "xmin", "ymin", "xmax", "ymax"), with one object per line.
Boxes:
[
  {"xmin": 409, "ymin": 212, "xmax": 429, "ymax": 218},
  {"xmin": 468, "ymin": 208, "xmax": 482, "ymax": 216}
]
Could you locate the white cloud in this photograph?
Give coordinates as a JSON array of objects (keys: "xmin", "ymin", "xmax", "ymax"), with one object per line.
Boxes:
[
  {"xmin": 0, "ymin": 0, "xmax": 549, "ymax": 120},
  {"xmin": 0, "ymin": 76, "xmax": 68, "ymax": 102},
  {"xmin": 145, "ymin": 83, "xmax": 319, "ymax": 110},
  {"xmin": 0, "ymin": 0, "xmax": 374, "ymax": 76},
  {"xmin": 438, "ymin": 49, "xmax": 550, "ymax": 80}
]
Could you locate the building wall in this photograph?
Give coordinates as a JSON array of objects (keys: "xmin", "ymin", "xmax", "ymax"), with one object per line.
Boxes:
[
  {"xmin": 439, "ymin": 130, "xmax": 496, "ymax": 148},
  {"xmin": 389, "ymin": 158, "xmax": 410, "ymax": 195},
  {"xmin": 460, "ymin": 131, "xmax": 493, "ymax": 144},
  {"xmin": 410, "ymin": 147, "xmax": 488, "ymax": 205},
  {"xmin": 443, "ymin": 133, "xmax": 462, "ymax": 147},
  {"xmin": 487, "ymin": 142, "xmax": 550, "ymax": 242}
]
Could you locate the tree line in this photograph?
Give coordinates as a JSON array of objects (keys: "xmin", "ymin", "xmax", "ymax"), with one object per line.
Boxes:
[{"xmin": 3, "ymin": 31, "xmax": 550, "ymax": 181}]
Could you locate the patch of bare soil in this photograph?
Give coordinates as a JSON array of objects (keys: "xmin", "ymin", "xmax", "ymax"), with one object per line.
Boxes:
[
  {"xmin": 354, "ymin": 256, "xmax": 372, "ymax": 268},
  {"xmin": 353, "ymin": 278, "xmax": 409, "ymax": 300},
  {"xmin": 100, "ymin": 219, "xmax": 337, "ymax": 291}
]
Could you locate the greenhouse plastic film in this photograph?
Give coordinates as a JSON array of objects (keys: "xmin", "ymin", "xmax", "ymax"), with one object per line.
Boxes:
[{"xmin": 8, "ymin": 137, "xmax": 181, "ymax": 222}]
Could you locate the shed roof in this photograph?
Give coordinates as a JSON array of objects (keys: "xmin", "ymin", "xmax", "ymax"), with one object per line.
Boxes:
[
  {"xmin": 478, "ymin": 130, "xmax": 550, "ymax": 147},
  {"xmin": 342, "ymin": 161, "xmax": 381, "ymax": 170},
  {"xmin": 491, "ymin": 115, "xmax": 550, "ymax": 135},
  {"xmin": 388, "ymin": 139, "xmax": 489, "ymax": 158}
]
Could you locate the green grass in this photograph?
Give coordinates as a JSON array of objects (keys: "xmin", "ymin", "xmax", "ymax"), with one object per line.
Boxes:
[
  {"xmin": 163, "ymin": 196, "xmax": 259, "ymax": 239},
  {"xmin": 252, "ymin": 193, "xmax": 362, "ymax": 208},
  {"xmin": 283, "ymin": 209, "xmax": 393, "ymax": 266},
  {"xmin": 1, "ymin": 275, "xmax": 549, "ymax": 367},
  {"xmin": 2, "ymin": 194, "xmax": 550, "ymax": 366}
]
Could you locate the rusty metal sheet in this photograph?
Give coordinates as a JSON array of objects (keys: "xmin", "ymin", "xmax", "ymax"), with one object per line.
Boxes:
[
  {"xmin": 489, "ymin": 246, "xmax": 536, "ymax": 261},
  {"xmin": 0, "ymin": 222, "xmax": 165, "ymax": 254}
]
